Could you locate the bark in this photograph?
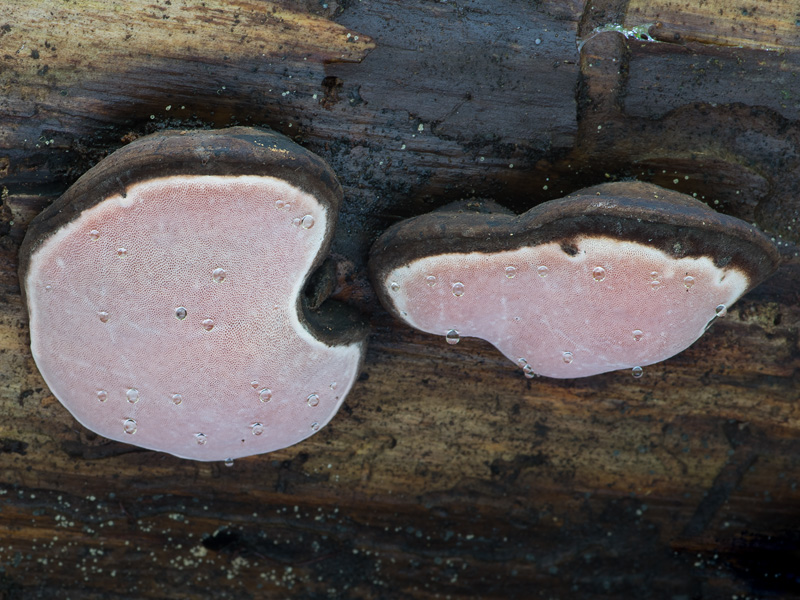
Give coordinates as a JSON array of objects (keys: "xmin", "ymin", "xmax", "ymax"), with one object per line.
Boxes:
[{"xmin": 1, "ymin": 0, "xmax": 799, "ymax": 598}]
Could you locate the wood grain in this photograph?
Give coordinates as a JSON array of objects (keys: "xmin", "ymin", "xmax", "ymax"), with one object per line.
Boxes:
[
  {"xmin": 1, "ymin": 0, "xmax": 800, "ymax": 598},
  {"xmin": 627, "ymin": 0, "xmax": 800, "ymax": 50}
]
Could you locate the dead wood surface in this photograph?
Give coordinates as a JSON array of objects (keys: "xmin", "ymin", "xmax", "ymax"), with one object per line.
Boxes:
[{"xmin": 1, "ymin": 0, "xmax": 799, "ymax": 598}]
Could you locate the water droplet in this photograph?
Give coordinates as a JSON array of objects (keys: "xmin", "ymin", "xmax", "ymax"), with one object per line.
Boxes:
[
  {"xmin": 537, "ymin": 266, "xmax": 549, "ymax": 277},
  {"xmin": 259, "ymin": 388, "xmax": 273, "ymax": 403},
  {"xmin": 117, "ymin": 248, "xmax": 128, "ymax": 257},
  {"xmin": 445, "ymin": 329, "xmax": 460, "ymax": 345},
  {"xmin": 250, "ymin": 380, "xmax": 260, "ymax": 389},
  {"xmin": 251, "ymin": 422, "xmax": 264, "ymax": 436},
  {"xmin": 300, "ymin": 215, "xmax": 315, "ymax": 229},
  {"xmin": 44, "ymin": 284, "xmax": 52, "ymax": 291},
  {"xmin": 562, "ymin": 351, "xmax": 574, "ymax": 364},
  {"xmin": 96, "ymin": 390, "xmax": 108, "ymax": 402},
  {"xmin": 126, "ymin": 388, "xmax": 139, "ymax": 403},
  {"xmin": 330, "ymin": 381, "xmax": 337, "ymax": 390},
  {"xmin": 684, "ymin": 275, "xmax": 695, "ymax": 290},
  {"xmin": 307, "ymin": 393, "xmax": 320, "ymax": 407},
  {"xmin": 97, "ymin": 311, "xmax": 109, "ymax": 323},
  {"xmin": 224, "ymin": 458, "xmax": 234, "ymax": 467},
  {"xmin": 88, "ymin": 230, "xmax": 100, "ymax": 241},
  {"xmin": 518, "ymin": 358, "xmax": 528, "ymax": 365},
  {"xmin": 171, "ymin": 393, "xmax": 182, "ymax": 406},
  {"xmin": 592, "ymin": 266, "xmax": 607, "ymax": 282},
  {"xmin": 175, "ymin": 307, "xmax": 188, "ymax": 320},
  {"xmin": 632, "ymin": 366, "xmax": 644, "ymax": 378},
  {"xmin": 123, "ymin": 419, "xmax": 137, "ymax": 434},
  {"xmin": 523, "ymin": 364, "xmax": 537, "ymax": 379},
  {"xmin": 311, "ymin": 422, "xmax": 320, "ymax": 432},
  {"xmin": 451, "ymin": 282, "xmax": 465, "ymax": 297},
  {"xmin": 195, "ymin": 433, "xmax": 207, "ymax": 445},
  {"xmin": 212, "ymin": 268, "xmax": 226, "ymax": 283},
  {"xmin": 201, "ymin": 318, "xmax": 215, "ymax": 331},
  {"xmin": 275, "ymin": 199, "xmax": 285, "ymax": 209},
  {"xmin": 649, "ymin": 271, "xmax": 661, "ymax": 289},
  {"xmin": 632, "ymin": 329, "xmax": 644, "ymax": 342},
  {"xmin": 292, "ymin": 217, "xmax": 301, "ymax": 226},
  {"xmin": 715, "ymin": 304, "xmax": 727, "ymax": 317},
  {"xmin": 505, "ymin": 266, "xmax": 517, "ymax": 278},
  {"xmin": 390, "ymin": 281, "xmax": 400, "ymax": 292},
  {"xmin": 425, "ymin": 275, "xmax": 436, "ymax": 287}
]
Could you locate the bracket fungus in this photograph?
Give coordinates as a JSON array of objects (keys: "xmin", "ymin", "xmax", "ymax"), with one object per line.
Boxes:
[
  {"xmin": 369, "ymin": 182, "xmax": 779, "ymax": 379},
  {"xmin": 19, "ymin": 127, "xmax": 367, "ymax": 461}
]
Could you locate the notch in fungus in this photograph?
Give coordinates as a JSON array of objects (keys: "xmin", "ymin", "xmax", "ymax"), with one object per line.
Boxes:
[
  {"xmin": 19, "ymin": 127, "xmax": 367, "ymax": 461},
  {"xmin": 369, "ymin": 182, "xmax": 780, "ymax": 379}
]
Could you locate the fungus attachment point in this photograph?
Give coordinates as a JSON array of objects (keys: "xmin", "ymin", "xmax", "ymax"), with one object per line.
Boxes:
[
  {"xmin": 19, "ymin": 127, "xmax": 367, "ymax": 461},
  {"xmin": 369, "ymin": 182, "xmax": 779, "ymax": 379}
]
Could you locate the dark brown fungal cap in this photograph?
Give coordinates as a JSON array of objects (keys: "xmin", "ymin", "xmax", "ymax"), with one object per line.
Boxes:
[
  {"xmin": 370, "ymin": 181, "xmax": 780, "ymax": 318},
  {"xmin": 20, "ymin": 127, "xmax": 342, "ymax": 307},
  {"xmin": 368, "ymin": 181, "xmax": 780, "ymax": 379},
  {"xmin": 19, "ymin": 127, "xmax": 367, "ymax": 460}
]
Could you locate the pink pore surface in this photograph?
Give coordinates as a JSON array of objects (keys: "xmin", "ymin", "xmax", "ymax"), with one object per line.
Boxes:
[
  {"xmin": 385, "ymin": 237, "xmax": 748, "ymax": 378},
  {"xmin": 26, "ymin": 175, "xmax": 364, "ymax": 460}
]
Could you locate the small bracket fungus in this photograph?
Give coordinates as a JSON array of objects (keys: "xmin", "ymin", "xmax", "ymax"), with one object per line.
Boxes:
[
  {"xmin": 19, "ymin": 127, "xmax": 367, "ymax": 460},
  {"xmin": 369, "ymin": 182, "xmax": 779, "ymax": 379}
]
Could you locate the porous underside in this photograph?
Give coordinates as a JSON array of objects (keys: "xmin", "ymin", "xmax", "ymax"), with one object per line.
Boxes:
[
  {"xmin": 26, "ymin": 175, "xmax": 363, "ymax": 460},
  {"xmin": 385, "ymin": 237, "xmax": 748, "ymax": 378}
]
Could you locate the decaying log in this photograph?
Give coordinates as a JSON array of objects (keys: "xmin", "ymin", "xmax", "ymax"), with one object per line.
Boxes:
[{"xmin": 1, "ymin": 0, "xmax": 799, "ymax": 598}]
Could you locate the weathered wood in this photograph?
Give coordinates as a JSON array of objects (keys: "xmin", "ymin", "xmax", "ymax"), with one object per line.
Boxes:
[
  {"xmin": 1, "ymin": 0, "xmax": 800, "ymax": 598},
  {"xmin": 626, "ymin": 0, "xmax": 800, "ymax": 50}
]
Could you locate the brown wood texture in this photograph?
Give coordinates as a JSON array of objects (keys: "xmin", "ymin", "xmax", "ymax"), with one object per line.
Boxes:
[{"xmin": 1, "ymin": 0, "xmax": 799, "ymax": 598}]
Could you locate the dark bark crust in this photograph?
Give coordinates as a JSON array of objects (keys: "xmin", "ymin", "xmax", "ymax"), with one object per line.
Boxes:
[{"xmin": 3, "ymin": 0, "xmax": 800, "ymax": 597}]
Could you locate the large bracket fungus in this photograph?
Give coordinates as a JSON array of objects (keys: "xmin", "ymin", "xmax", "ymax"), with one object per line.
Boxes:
[
  {"xmin": 369, "ymin": 182, "xmax": 780, "ymax": 379},
  {"xmin": 19, "ymin": 127, "xmax": 367, "ymax": 461}
]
